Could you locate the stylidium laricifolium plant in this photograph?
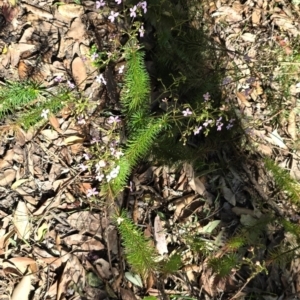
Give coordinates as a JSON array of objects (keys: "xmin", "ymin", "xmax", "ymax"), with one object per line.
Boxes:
[
  {"xmin": 77, "ymin": 0, "xmax": 238, "ymax": 199},
  {"xmin": 114, "ymin": 211, "xmax": 158, "ymax": 279}
]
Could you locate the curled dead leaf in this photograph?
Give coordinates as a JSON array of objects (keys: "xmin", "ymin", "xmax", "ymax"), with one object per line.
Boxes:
[
  {"xmin": 13, "ymin": 201, "xmax": 31, "ymax": 240},
  {"xmin": 72, "ymin": 56, "xmax": 87, "ymax": 91},
  {"xmin": 11, "ymin": 275, "xmax": 32, "ymax": 300},
  {"xmin": 57, "ymin": 4, "xmax": 84, "ymax": 18}
]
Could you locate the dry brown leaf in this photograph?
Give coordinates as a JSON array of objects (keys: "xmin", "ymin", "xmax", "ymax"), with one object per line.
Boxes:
[
  {"xmin": 41, "ymin": 129, "xmax": 59, "ymax": 140},
  {"xmin": 211, "ymin": 6, "xmax": 243, "ymax": 24},
  {"xmin": 57, "ymin": 253, "xmax": 85, "ymax": 300},
  {"xmin": 13, "ymin": 201, "xmax": 31, "ymax": 240},
  {"xmin": 63, "ymin": 234, "xmax": 104, "ymax": 251},
  {"xmin": 220, "ymin": 177, "xmax": 236, "ymax": 206},
  {"xmin": 8, "ymin": 257, "xmax": 37, "ymax": 274},
  {"xmin": 173, "ymin": 194, "xmax": 195, "ymax": 222},
  {"xmin": 57, "ymin": 4, "xmax": 84, "ymax": 18},
  {"xmin": 49, "ymin": 115, "xmax": 63, "ymax": 134},
  {"xmin": 67, "ymin": 17, "xmax": 86, "ymax": 41},
  {"xmin": 154, "ymin": 215, "xmax": 168, "ymax": 256},
  {"xmin": 67, "ymin": 211, "xmax": 102, "ymax": 236},
  {"xmin": 252, "ymin": 7, "xmax": 261, "ymax": 25},
  {"xmin": 189, "ymin": 177, "xmax": 206, "ymax": 195},
  {"xmin": 22, "ymin": 3, "xmax": 53, "ymax": 19},
  {"xmin": 120, "ymin": 288, "xmax": 138, "ymax": 300},
  {"xmin": 95, "ymin": 258, "xmax": 112, "ymax": 280},
  {"xmin": 236, "ymin": 92, "xmax": 251, "ymax": 107},
  {"xmin": 9, "ymin": 43, "xmax": 36, "ymax": 67},
  {"xmin": 241, "ymin": 33, "xmax": 256, "ymax": 43},
  {"xmin": 288, "ymin": 109, "xmax": 297, "ymax": 140},
  {"xmin": 64, "ymin": 135, "xmax": 84, "ymax": 145},
  {"xmin": 11, "ymin": 178, "xmax": 29, "ymax": 190},
  {"xmin": 11, "ymin": 275, "xmax": 32, "ymax": 300},
  {"xmin": 18, "ymin": 60, "xmax": 32, "ymax": 80},
  {"xmin": 72, "ymin": 57, "xmax": 87, "ymax": 90},
  {"xmin": 0, "ymin": 169, "xmax": 16, "ymax": 186},
  {"xmin": 0, "ymin": 230, "xmax": 14, "ymax": 252}
]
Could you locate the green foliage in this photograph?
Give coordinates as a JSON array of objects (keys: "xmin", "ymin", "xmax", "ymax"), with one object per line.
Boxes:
[
  {"xmin": 161, "ymin": 253, "xmax": 182, "ymax": 274},
  {"xmin": 0, "ymin": 80, "xmax": 72, "ymax": 130},
  {"xmin": 121, "ymin": 43, "xmax": 150, "ymax": 114},
  {"xmin": 0, "ymin": 81, "xmax": 46, "ymax": 119},
  {"xmin": 115, "ymin": 211, "xmax": 158, "ymax": 278},
  {"xmin": 208, "ymin": 253, "xmax": 239, "ymax": 278},
  {"xmin": 264, "ymin": 158, "xmax": 300, "ymax": 203}
]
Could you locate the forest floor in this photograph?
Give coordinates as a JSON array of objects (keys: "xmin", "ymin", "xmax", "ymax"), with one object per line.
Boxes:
[{"xmin": 2, "ymin": 0, "xmax": 300, "ymax": 299}]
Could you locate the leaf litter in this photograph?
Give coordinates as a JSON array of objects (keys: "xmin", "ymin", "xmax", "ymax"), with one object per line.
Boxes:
[{"xmin": 0, "ymin": 0, "xmax": 300, "ymax": 299}]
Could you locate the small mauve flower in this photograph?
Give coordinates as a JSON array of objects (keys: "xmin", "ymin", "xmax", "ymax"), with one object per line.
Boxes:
[
  {"xmin": 108, "ymin": 11, "xmax": 119, "ymax": 22},
  {"xmin": 91, "ymin": 137, "xmax": 100, "ymax": 144},
  {"xmin": 96, "ymin": 0, "xmax": 105, "ymax": 9},
  {"xmin": 216, "ymin": 116, "xmax": 222, "ymax": 124},
  {"xmin": 138, "ymin": 1, "xmax": 147, "ymax": 14},
  {"xmin": 229, "ymin": 118, "xmax": 235, "ymax": 123},
  {"xmin": 226, "ymin": 123, "xmax": 233, "ymax": 130},
  {"xmin": 222, "ymin": 77, "xmax": 231, "ymax": 85},
  {"xmin": 193, "ymin": 126, "xmax": 202, "ymax": 135},
  {"xmin": 96, "ymin": 74, "xmax": 107, "ymax": 85},
  {"xmin": 139, "ymin": 25, "xmax": 145, "ymax": 38},
  {"xmin": 96, "ymin": 174, "xmax": 104, "ymax": 181},
  {"xmin": 83, "ymin": 153, "xmax": 90, "ymax": 160},
  {"xmin": 41, "ymin": 109, "xmax": 49, "ymax": 119},
  {"xmin": 115, "ymin": 151, "xmax": 124, "ymax": 159},
  {"xmin": 217, "ymin": 123, "xmax": 223, "ymax": 131},
  {"xmin": 130, "ymin": 5, "xmax": 137, "ymax": 18},
  {"xmin": 67, "ymin": 81, "xmax": 75, "ymax": 89},
  {"xmin": 79, "ymin": 163, "xmax": 87, "ymax": 171},
  {"xmin": 203, "ymin": 92, "xmax": 210, "ymax": 101},
  {"xmin": 118, "ymin": 65, "xmax": 125, "ymax": 74},
  {"xmin": 182, "ymin": 108, "xmax": 192, "ymax": 117},
  {"xmin": 77, "ymin": 115, "xmax": 86, "ymax": 125},
  {"xmin": 115, "ymin": 0, "xmax": 122, "ymax": 4},
  {"xmin": 203, "ymin": 121, "xmax": 209, "ymax": 127},
  {"xmin": 87, "ymin": 188, "xmax": 99, "ymax": 197},
  {"xmin": 91, "ymin": 52, "xmax": 99, "ymax": 61},
  {"xmin": 107, "ymin": 116, "xmax": 121, "ymax": 124},
  {"xmin": 54, "ymin": 75, "xmax": 63, "ymax": 83},
  {"xmin": 95, "ymin": 160, "xmax": 106, "ymax": 171}
]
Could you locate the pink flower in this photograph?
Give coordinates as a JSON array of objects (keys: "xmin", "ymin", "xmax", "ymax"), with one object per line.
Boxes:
[
  {"xmin": 138, "ymin": 1, "xmax": 147, "ymax": 14},
  {"xmin": 182, "ymin": 108, "xmax": 192, "ymax": 117},
  {"xmin": 96, "ymin": 0, "xmax": 105, "ymax": 9},
  {"xmin": 108, "ymin": 11, "xmax": 119, "ymax": 22},
  {"xmin": 67, "ymin": 81, "xmax": 75, "ymax": 89},
  {"xmin": 41, "ymin": 109, "xmax": 49, "ymax": 119},
  {"xmin": 130, "ymin": 5, "xmax": 137, "ymax": 18},
  {"xmin": 193, "ymin": 126, "xmax": 202, "ymax": 135},
  {"xmin": 87, "ymin": 188, "xmax": 99, "ymax": 197},
  {"xmin": 203, "ymin": 92, "xmax": 210, "ymax": 101},
  {"xmin": 107, "ymin": 116, "xmax": 121, "ymax": 124},
  {"xmin": 139, "ymin": 25, "xmax": 145, "ymax": 38},
  {"xmin": 115, "ymin": 0, "xmax": 122, "ymax": 4}
]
